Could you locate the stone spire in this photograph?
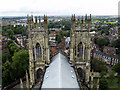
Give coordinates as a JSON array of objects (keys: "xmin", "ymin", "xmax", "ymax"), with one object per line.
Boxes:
[
  {"xmin": 71, "ymin": 14, "xmax": 73, "ymax": 21},
  {"xmin": 78, "ymin": 16, "xmax": 80, "ymax": 26},
  {"xmin": 27, "ymin": 14, "xmax": 29, "ymax": 24},
  {"xmin": 31, "ymin": 15, "xmax": 34, "ymax": 29},
  {"xmin": 35, "ymin": 16, "xmax": 38, "ymax": 28},
  {"xmin": 97, "ymin": 78, "xmax": 99, "ymax": 90},
  {"xmin": 73, "ymin": 14, "xmax": 75, "ymax": 20},
  {"xmin": 39, "ymin": 16, "xmax": 42, "ymax": 28},
  {"xmin": 88, "ymin": 14, "xmax": 92, "ymax": 31},
  {"xmin": 35, "ymin": 16, "xmax": 37, "ymax": 24},
  {"xmin": 85, "ymin": 14, "xmax": 87, "ymax": 24},
  {"xmin": 90, "ymin": 14, "xmax": 91, "ymax": 21},
  {"xmin": 26, "ymin": 70, "xmax": 30, "ymax": 89},
  {"xmin": 81, "ymin": 16, "xmax": 84, "ymax": 24},
  {"xmin": 71, "ymin": 14, "xmax": 75, "ymax": 32},
  {"xmin": 44, "ymin": 15, "xmax": 48, "ymax": 33},
  {"xmin": 20, "ymin": 78, "xmax": 23, "ymax": 89}
]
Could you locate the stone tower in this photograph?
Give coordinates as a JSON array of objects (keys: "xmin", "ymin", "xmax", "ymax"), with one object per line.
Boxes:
[
  {"xmin": 27, "ymin": 15, "xmax": 50, "ymax": 88},
  {"xmin": 70, "ymin": 14, "xmax": 92, "ymax": 87}
]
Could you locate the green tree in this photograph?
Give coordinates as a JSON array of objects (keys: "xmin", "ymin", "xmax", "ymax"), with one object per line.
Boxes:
[
  {"xmin": 59, "ymin": 31, "xmax": 64, "ymax": 38},
  {"xmin": 112, "ymin": 62, "xmax": 120, "ymax": 75},
  {"xmin": 109, "ymin": 71, "xmax": 115, "ymax": 83},
  {"xmin": 6, "ymin": 29, "xmax": 15, "ymax": 39},
  {"xmin": 91, "ymin": 58, "xmax": 108, "ymax": 73},
  {"xmin": 2, "ymin": 52, "xmax": 12, "ymax": 63},
  {"xmin": 2, "ymin": 61, "xmax": 13, "ymax": 86},
  {"xmin": 112, "ymin": 39, "xmax": 120, "ymax": 48},
  {"xmin": 64, "ymin": 31, "xmax": 70, "ymax": 37},
  {"xmin": 112, "ymin": 39, "xmax": 120, "ymax": 54},
  {"xmin": 11, "ymin": 50, "xmax": 29, "ymax": 79},
  {"xmin": 99, "ymin": 78, "xmax": 108, "ymax": 89},
  {"xmin": 56, "ymin": 35, "xmax": 62, "ymax": 43},
  {"xmin": 94, "ymin": 37, "xmax": 109, "ymax": 51}
]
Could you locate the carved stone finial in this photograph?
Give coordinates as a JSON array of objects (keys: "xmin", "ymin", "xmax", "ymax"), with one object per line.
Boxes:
[
  {"xmin": 82, "ymin": 16, "xmax": 83, "ymax": 24},
  {"xmin": 27, "ymin": 14, "xmax": 29, "ymax": 24},
  {"xmin": 35, "ymin": 16, "xmax": 37, "ymax": 24},
  {"xmin": 85, "ymin": 14, "xmax": 87, "ymax": 24},
  {"xmin": 78, "ymin": 16, "xmax": 80, "ymax": 26},
  {"xmin": 39, "ymin": 16, "xmax": 42, "ymax": 28}
]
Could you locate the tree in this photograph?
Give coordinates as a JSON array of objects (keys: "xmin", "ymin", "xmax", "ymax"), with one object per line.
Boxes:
[
  {"xmin": 112, "ymin": 39, "xmax": 120, "ymax": 48},
  {"xmin": 56, "ymin": 35, "xmax": 62, "ymax": 43},
  {"xmin": 94, "ymin": 37, "xmax": 109, "ymax": 51},
  {"xmin": 59, "ymin": 31, "xmax": 64, "ymax": 38},
  {"xmin": 6, "ymin": 29, "xmax": 15, "ymax": 39},
  {"xmin": 112, "ymin": 62, "xmax": 120, "ymax": 75},
  {"xmin": 109, "ymin": 71, "xmax": 115, "ymax": 83},
  {"xmin": 6, "ymin": 40, "xmax": 22, "ymax": 55},
  {"xmin": 64, "ymin": 31, "xmax": 70, "ymax": 37},
  {"xmin": 11, "ymin": 50, "xmax": 29, "ymax": 79},
  {"xmin": 112, "ymin": 39, "xmax": 120, "ymax": 54},
  {"xmin": 91, "ymin": 58, "xmax": 108, "ymax": 73},
  {"xmin": 2, "ymin": 61, "xmax": 13, "ymax": 86},
  {"xmin": 99, "ymin": 78, "xmax": 108, "ymax": 89},
  {"xmin": 2, "ymin": 52, "xmax": 12, "ymax": 63}
]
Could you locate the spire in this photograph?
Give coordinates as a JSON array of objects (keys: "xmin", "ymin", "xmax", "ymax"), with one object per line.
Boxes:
[
  {"xmin": 20, "ymin": 78, "xmax": 23, "ymax": 88},
  {"xmin": 27, "ymin": 14, "xmax": 29, "ymax": 24},
  {"xmin": 44, "ymin": 15, "xmax": 48, "ymax": 33},
  {"xmin": 90, "ymin": 14, "xmax": 91, "ymax": 20},
  {"xmin": 35, "ymin": 16, "xmax": 37, "ymax": 24},
  {"xmin": 85, "ymin": 14, "xmax": 87, "ymax": 23},
  {"xmin": 31, "ymin": 15, "xmax": 34, "ymax": 29},
  {"xmin": 81, "ymin": 16, "xmax": 83, "ymax": 24},
  {"xmin": 78, "ymin": 16, "xmax": 80, "ymax": 26},
  {"xmin": 31, "ymin": 15, "xmax": 33, "ymax": 23},
  {"xmin": 97, "ymin": 78, "xmax": 99, "ymax": 90},
  {"xmin": 73, "ymin": 14, "xmax": 75, "ymax": 21},
  {"xmin": 26, "ymin": 70, "xmax": 30, "ymax": 89},
  {"xmin": 44, "ymin": 14, "xmax": 47, "ymax": 25},
  {"xmin": 39, "ymin": 16, "xmax": 42, "ymax": 28},
  {"xmin": 35, "ymin": 16, "xmax": 37, "ymax": 28},
  {"xmin": 88, "ymin": 14, "xmax": 91, "ymax": 24},
  {"xmin": 71, "ymin": 14, "xmax": 73, "ymax": 21}
]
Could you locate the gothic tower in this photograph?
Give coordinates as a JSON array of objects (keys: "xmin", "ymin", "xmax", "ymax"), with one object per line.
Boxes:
[
  {"xmin": 70, "ymin": 14, "xmax": 92, "ymax": 87},
  {"xmin": 27, "ymin": 15, "xmax": 50, "ymax": 88}
]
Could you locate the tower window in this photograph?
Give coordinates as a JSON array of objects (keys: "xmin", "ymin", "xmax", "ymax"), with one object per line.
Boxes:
[{"xmin": 36, "ymin": 43, "xmax": 42, "ymax": 58}]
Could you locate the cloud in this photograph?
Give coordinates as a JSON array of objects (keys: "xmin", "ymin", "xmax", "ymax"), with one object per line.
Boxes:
[{"xmin": 0, "ymin": 0, "xmax": 119, "ymax": 16}]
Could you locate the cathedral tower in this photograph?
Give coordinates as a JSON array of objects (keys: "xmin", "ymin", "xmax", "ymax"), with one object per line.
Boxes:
[
  {"xmin": 70, "ymin": 14, "xmax": 92, "ymax": 87},
  {"xmin": 27, "ymin": 15, "xmax": 50, "ymax": 88}
]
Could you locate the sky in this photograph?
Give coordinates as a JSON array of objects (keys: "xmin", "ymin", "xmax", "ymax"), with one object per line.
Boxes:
[{"xmin": 0, "ymin": 0, "xmax": 120, "ymax": 16}]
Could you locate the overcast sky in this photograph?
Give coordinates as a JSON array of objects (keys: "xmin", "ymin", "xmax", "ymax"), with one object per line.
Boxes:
[{"xmin": 0, "ymin": 0, "xmax": 120, "ymax": 16}]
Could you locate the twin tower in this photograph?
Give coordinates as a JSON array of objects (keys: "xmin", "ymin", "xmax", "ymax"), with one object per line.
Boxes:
[
  {"xmin": 27, "ymin": 14, "xmax": 94, "ymax": 88},
  {"xmin": 27, "ymin": 15, "xmax": 50, "ymax": 88}
]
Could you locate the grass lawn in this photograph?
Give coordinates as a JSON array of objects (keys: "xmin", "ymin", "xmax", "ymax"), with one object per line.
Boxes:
[{"xmin": 105, "ymin": 22, "xmax": 116, "ymax": 24}]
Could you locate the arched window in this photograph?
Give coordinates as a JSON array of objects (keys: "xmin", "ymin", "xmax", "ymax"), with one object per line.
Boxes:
[
  {"xmin": 77, "ymin": 68, "xmax": 85, "ymax": 83},
  {"xmin": 77, "ymin": 42, "xmax": 83, "ymax": 58},
  {"xmin": 84, "ymin": 46, "xmax": 87, "ymax": 60},
  {"xmin": 77, "ymin": 68, "xmax": 83, "ymax": 78},
  {"xmin": 36, "ymin": 68, "xmax": 43, "ymax": 82},
  {"xmin": 36, "ymin": 43, "xmax": 42, "ymax": 58},
  {"xmin": 33, "ymin": 47, "xmax": 35, "ymax": 60}
]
